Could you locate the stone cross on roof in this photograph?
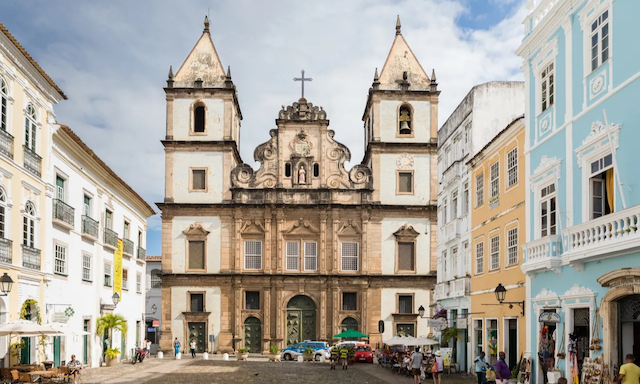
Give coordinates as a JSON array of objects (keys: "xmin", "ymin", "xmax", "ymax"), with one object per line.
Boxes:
[{"xmin": 293, "ymin": 70, "xmax": 313, "ymax": 99}]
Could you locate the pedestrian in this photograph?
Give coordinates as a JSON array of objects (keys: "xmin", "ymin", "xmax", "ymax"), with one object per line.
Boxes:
[
  {"xmin": 410, "ymin": 347, "xmax": 424, "ymax": 384},
  {"xmin": 433, "ymin": 350, "xmax": 444, "ymax": 384},
  {"xmin": 102, "ymin": 337, "xmax": 110, "ymax": 365},
  {"xmin": 475, "ymin": 351, "xmax": 489, "ymax": 384},
  {"xmin": 340, "ymin": 346, "xmax": 348, "ymax": 370},
  {"xmin": 67, "ymin": 354, "xmax": 82, "ymax": 384},
  {"xmin": 495, "ymin": 352, "xmax": 511, "ymax": 384},
  {"xmin": 617, "ymin": 354, "xmax": 640, "ymax": 384},
  {"xmin": 190, "ymin": 338, "xmax": 197, "ymax": 358},
  {"xmin": 330, "ymin": 347, "xmax": 338, "ymax": 370},
  {"xmin": 173, "ymin": 338, "xmax": 181, "ymax": 356}
]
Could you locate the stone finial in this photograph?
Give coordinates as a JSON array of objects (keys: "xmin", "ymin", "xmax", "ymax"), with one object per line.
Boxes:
[
  {"xmin": 226, "ymin": 65, "xmax": 232, "ymax": 78},
  {"xmin": 168, "ymin": 66, "xmax": 174, "ymax": 80},
  {"xmin": 374, "ymin": 67, "xmax": 379, "ymax": 81},
  {"xmin": 431, "ymin": 69, "xmax": 436, "ymax": 82},
  {"xmin": 225, "ymin": 66, "xmax": 234, "ymax": 88},
  {"xmin": 396, "ymin": 15, "xmax": 402, "ymax": 35},
  {"xmin": 204, "ymin": 16, "xmax": 210, "ymax": 33},
  {"xmin": 430, "ymin": 69, "xmax": 438, "ymax": 92}
]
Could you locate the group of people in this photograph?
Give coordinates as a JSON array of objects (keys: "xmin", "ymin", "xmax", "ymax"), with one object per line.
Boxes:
[
  {"xmin": 173, "ymin": 337, "xmax": 199, "ymax": 358},
  {"xmin": 380, "ymin": 347, "xmax": 444, "ymax": 384},
  {"xmin": 329, "ymin": 345, "xmax": 351, "ymax": 370},
  {"xmin": 474, "ymin": 351, "xmax": 511, "ymax": 384}
]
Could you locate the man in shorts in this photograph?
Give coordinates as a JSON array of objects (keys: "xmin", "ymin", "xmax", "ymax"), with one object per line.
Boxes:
[{"xmin": 411, "ymin": 347, "xmax": 424, "ymax": 384}]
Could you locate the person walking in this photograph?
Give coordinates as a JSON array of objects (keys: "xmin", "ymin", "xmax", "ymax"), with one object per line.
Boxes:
[
  {"xmin": 495, "ymin": 352, "xmax": 511, "ymax": 384},
  {"xmin": 330, "ymin": 347, "xmax": 338, "ymax": 370},
  {"xmin": 340, "ymin": 346, "xmax": 349, "ymax": 370},
  {"xmin": 410, "ymin": 347, "xmax": 424, "ymax": 384},
  {"xmin": 617, "ymin": 354, "xmax": 640, "ymax": 384},
  {"xmin": 173, "ymin": 338, "xmax": 181, "ymax": 356},
  {"xmin": 475, "ymin": 351, "xmax": 489, "ymax": 384},
  {"xmin": 189, "ymin": 339, "xmax": 197, "ymax": 358},
  {"xmin": 433, "ymin": 351, "xmax": 444, "ymax": 384}
]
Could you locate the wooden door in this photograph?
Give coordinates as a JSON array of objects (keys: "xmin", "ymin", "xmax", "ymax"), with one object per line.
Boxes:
[
  {"xmin": 188, "ymin": 322, "xmax": 206, "ymax": 352},
  {"xmin": 244, "ymin": 317, "xmax": 262, "ymax": 353}
]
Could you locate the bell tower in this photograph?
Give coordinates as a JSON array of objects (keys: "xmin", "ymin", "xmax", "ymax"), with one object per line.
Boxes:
[
  {"xmin": 362, "ymin": 16, "xmax": 439, "ymax": 206},
  {"xmin": 163, "ymin": 16, "xmax": 242, "ymax": 204}
]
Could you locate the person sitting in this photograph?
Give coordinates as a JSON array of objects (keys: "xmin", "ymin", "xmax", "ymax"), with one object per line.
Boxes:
[
  {"xmin": 391, "ymin": 354, "xmax": 400, "ymax": 373},
  {"xmin": 67, "ymin": 355, "xmax": 82, "ymax": 384}
]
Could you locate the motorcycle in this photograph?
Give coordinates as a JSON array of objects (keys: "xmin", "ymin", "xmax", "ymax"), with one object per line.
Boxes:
[{"xmin": 132, "ymin": 347, "xmax": 148, "ymax": 364}]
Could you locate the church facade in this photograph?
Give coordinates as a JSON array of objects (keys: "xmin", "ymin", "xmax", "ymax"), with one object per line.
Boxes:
[{"xmin": 158, "ymin": 17, "xmax": 439, "ymax": 354}]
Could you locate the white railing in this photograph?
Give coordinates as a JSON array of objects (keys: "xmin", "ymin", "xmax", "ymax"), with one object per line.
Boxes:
[
  {"xmin": 564, "ymin": 206, "xmax": 640, "ymax": 256},
  {"xmin": 441, "ymin": 161, "xmax": 461, "ymax": 187},
  {"xmin": 443, "ymin": 220, "xmax": 461, "ymax": 243},
  {"xmin": 433, "ymin": 282, "xmax": 450, "ymax": 301},
  {"xmin": 525, "ymin": 0, "xmax": 562, "ymax": 34},
  {"xmin": 449, "ymin": 277, "xmax": 470, "ymax": 298},
  {"xmin": 521, "ymin": 235, "xmax": 562, "ymax": 274}
]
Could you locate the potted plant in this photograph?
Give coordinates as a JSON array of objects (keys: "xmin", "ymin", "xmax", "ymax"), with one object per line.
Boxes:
[
  {"xmin": 269, "ymin": 345, "xmax": 280, "ymax": 362},
  {"xmin": 96, "ymin": 313, "xmax": 128, "ymax": 364},
  {"xmin": 237, "ymin": 348, "xmax": 249, "ymax": 361},
  {"xmin": 104, "ymin": 348, "xmax": 120, "ymax": 367},
  {"xmin": 303, "ymin": 347, "xmax": 314, "ymax": 362}
]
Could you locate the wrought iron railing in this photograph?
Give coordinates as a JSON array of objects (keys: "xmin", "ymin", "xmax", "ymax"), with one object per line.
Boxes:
[
  {"xmin": 53, "ymin": 199, "xmax": 75, "ymax": 227},
  {"xmin": 23, "ymin": 146, "xmax": 42, "ymax": 177},
  {"xmin": 137, "ymin": 246, "xmax": 146, "ymax": 260},
  {"xmin": 0, "ymin": 129, "xmax": 14, "ymax": 159},
  {"xmin": 123, "ymin": 238, "xmax": 134, "ymax": 255},
  {"xmin": 0, "ymin": 237, "xmax": 12, "ymax": 263},
  {"xmin": 103, "ymin": 227, "xmax": 118, "ymax": 248},
  {"xmin": 82, "ymin": 215, "xmax": 99, "ymax": 238},
  {"xmin": 22, "ymin": 245, "xmax": 41, "ymax": 270}
]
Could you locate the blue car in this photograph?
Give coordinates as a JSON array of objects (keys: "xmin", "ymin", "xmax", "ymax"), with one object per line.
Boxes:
[{"xmin": 281, "ymin": 341, "xmax": 331, "ymax": 361}]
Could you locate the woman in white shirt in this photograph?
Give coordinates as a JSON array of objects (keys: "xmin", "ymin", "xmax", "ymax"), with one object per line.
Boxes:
[{"xmin": 190, "ymin": 339, "xmax": 197, "ymax": 358}]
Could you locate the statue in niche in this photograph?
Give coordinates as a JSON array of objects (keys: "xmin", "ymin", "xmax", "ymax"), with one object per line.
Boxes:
[{"xmin": 298, "ymin": 165, "xmax": 306, "ymax": 184}]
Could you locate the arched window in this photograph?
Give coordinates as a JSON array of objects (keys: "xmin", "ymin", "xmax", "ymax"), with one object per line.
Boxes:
[
  {"xmin": 0, "ymin": 188, "xmax": 6, "ymax": 239},
  {"xmin": 0, "ymin": 77, "xmax": 7, "ymax": 131},
  {"xmin": 150, "ymin": 269, "xmax": 161, "ymax": 288},
  {"xmin": 193, "ymin": 104, "xmax": 205, "ymax": 133},
  {"xmin": 25, "ymin": 104, "xmax": 37, "ymax": 151},
  {"xmin": 313, "ymin": 163, "xmax": 319, "ymax": 178},
  {"xmin": 23, "ymin": 201, "xmax": 36, "ymax": 248},
  {"xmin": 398, "ymin": 104, "xmax": 412, "ymax": 135}
]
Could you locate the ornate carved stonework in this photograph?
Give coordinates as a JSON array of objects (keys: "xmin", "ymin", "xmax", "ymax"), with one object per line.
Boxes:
[
  {"xmin": 278, "ymin": 98, "xmax": 327, "ymax": 121},
  {"xmin": 563, "ymin": 284, "xmax": 594, "ymax": 297},
  {"xmin": 393, "ymin": 224, "xmax": 420, "ymax": 241},
  {"xmin": 535, "ymin": 288, "xmax": 559, "ymax": 299},
  {"xmin": 182, "ymin": 223, "xmax": 210, "ymax": 237},
  {"xmin": 290, "ymin": 130, "xmax": 313, "ymax": 156}
]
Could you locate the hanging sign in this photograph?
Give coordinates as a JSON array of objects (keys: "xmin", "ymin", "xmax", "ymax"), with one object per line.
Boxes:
[
  {"xmin": 428, "ymin": 318, "xmax": 448, "ymax": 331},
  {"xmin": 152, "ymin": 320, "xmax": 159, "ymax": 327},
  {"xmin": 538, "ymin": 312, "xmax": 561, "ymax": 323},
  {"xmin": 113, "ymin": 239, "xmax": 123, "ymax": 297}
]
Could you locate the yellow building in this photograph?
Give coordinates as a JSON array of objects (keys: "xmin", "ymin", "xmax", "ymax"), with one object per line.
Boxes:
[
  {"xmin": 0, "ymin": 23, "xmax": 66, "ymax": 365},
  {"xmin": 468, "ymin": 117, "xmax": 525, "ymax": 369}
]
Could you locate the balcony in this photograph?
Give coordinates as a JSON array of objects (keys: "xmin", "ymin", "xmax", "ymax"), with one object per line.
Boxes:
[
  {"xmin": 441, "ymin": 161, "xmax": 461, "ymax": 188},
  {"xmin": 433, "ymin": 282, "xmax": 450, "ymax": 302},
  {"xmin": 22, "ymin": 245, "xmax": 41, "ymax": 270},
  {"xmin": 23, "ymin": 146, "xmax": 41, "ymax": 177},
  {"xmin": 103, "ymin": 228, "xmax": 118, "ymax": 250},
  {"xmin": 123, "ymin": 238, "xmax": 134, "ymax": 256},
  {"xmin": 442, "ymin": 219, "xmax": 461, "ymax": 243},
  {"xmin": 0, "ymin": 238, "xmax": 12, "ymax": 263},
  {"xmin": 137, "ymin": 246, "xmax": 146, "ymax": 260},
  {"xmin": 563, "ymin": 205, "xmax": 640, "ymax": 267},
  {"xmin": 0, "ymin": 129, "xmax": 14, "ymax": 159},
  {"xmin": 81, "ymin": 215, "xmax": 99, "ymax": 241},
  {"xmin": 53, "ymin": 199, "xmax": 74, "ymax": 229},
  {"xmin": 521, "ymin": 235, "xmax": 562, "ymax": 275},
  {"xmin": 449, "ymin": 276, "xmax": 471, "ymax": 298}
]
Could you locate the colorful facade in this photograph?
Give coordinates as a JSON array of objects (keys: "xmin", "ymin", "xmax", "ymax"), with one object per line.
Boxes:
[
  {"xmin": 517, "ymin": 0, "xmax": 640, "ymax": 382},
  {"xmin": 469, "ymin": 117, "xmax": 526, "ymax": 369}
]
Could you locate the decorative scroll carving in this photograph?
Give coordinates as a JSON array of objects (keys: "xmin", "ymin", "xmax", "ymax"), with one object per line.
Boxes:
[
  {"xmin": 182, "ymin": 223, "xmax": 210, "ymax": 238},
  {"xmin": 282, "ymin": 218, "xmax": 321, "ymax": 235},
  {"xmin": 231, "ymin": 130, "xmax": 278, "ymax": 189},
  {"xmin": 239, "ymin": 219, "xmax": 266, "ymax": 234},
  {"xmin": 393, "ymin": 224, "xmax": 420, "ymax": 241},
  {"xmin": 278, "ymin": 98, "xmax": 327, "ymax": 121},
  {"xmin": 337, "ymin": 220, "xmax": 364, "ymax": 235},
  {"xmin": 563, "ymin": 284, "xmax": 594, "ymax": 297}
]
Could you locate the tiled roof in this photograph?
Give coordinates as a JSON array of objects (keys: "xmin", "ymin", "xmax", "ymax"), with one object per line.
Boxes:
[
  {"xmin": 58, "ymin": 125, "xmax": 155, "ymax": 216},
  {"xmin": 146, "ymin": 255, "xmax": 162, "ymax": 261},
  {"xmin": 0, "ymin": 22, "xmax": 67, "ymax": 99}
]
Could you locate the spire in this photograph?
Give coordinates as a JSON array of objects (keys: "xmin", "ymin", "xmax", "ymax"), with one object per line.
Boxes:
[
  {"xmin": 226, "ymin": 65, "xmax": 232, "ymax": 78},
  {"xmin": 396, "ymin": 15, "xmax": 402, "ymax": 35},
  {"xmin": 168, "ymin": 66, "xmax": 174, "ymax": 80},
  {"xmin": 225, "ymin": 65, "xmax": 234, "ymax": 88},
  {"xmin": 374, "ymin": 67, "xmax": 379, "ymax": 81},
  {"xmin": 204, "ymin": 15, "xmax": 210, "ymax": 33},
  {"xmin": 430, "ymin": 68, "xmax": 438, "ymax": 92},
  {"xmin": 431, "ymin": 69, "xmax": 436, "ymax": 82},
  {"xmin": 373, "ymin": 67, "xmax": 380, "ymax": 89}
]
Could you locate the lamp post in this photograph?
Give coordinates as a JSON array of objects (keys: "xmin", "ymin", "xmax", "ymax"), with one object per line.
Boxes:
[
  {"xmin": 0, "ymin": 273, "xmax": 14, "ymax": 296},
  {"xmin": 112, "ymin": 292, "xmax": 120, "ymax": 306},
  {"xmin": 492, "ymin": 283, "xmax": 525, "ymax": 316}
]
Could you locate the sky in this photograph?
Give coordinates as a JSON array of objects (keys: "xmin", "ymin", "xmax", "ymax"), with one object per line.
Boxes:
[{"xmin": 1, "ymin": 0, "xmax": 527, "ymax": 256}]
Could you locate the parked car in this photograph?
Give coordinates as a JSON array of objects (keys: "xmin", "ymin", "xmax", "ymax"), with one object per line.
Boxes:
[
  {"xmin": 281, "ymin": 341, "xmax": 331, "ymax": 361},
  {"xmin": 333, "ymin": 341, "xmax": 367, "ymax": 350},
  {"xmin": 354, "ymin": 344, "xmax": 375, "ymax": 363}
]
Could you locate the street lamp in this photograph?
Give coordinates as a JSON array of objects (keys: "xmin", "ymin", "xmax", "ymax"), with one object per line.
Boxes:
[
  {"xmin": 112, "ymin": 292, "xmax": 120, "ymax": 306},
  {"xmin": 151, "ymin": 304, "xmax": 157, "ymax": 315},
  {"xmin": 418, "ymin": 305, "xmax": 426, "ymax": 318},
  {"xmin": 491, "ymin": 283, "xmax": 524, "ymax": 316},
  {"xmin": 0, "ymin": 273, "xmax": 14, "ymax": 296}
]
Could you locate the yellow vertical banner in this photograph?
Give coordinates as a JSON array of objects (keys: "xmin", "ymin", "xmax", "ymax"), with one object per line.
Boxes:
[{"xmin": 113, "ymin": 238, "xmax": 123, "ymax": 297}]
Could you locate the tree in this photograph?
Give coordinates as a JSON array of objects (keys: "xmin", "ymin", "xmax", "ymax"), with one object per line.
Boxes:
[
  {"xmin": 96, "ymin": 314, "xmax": 128, "ymax": 351},
  {"xmin": 441, "ymin": 327, "xmax": 464, "ymax": 344}
]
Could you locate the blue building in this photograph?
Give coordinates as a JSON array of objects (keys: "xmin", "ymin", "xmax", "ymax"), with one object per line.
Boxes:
[{"xmin": 517, "ymin": 0, "xmax": 640, "ymax": 383}]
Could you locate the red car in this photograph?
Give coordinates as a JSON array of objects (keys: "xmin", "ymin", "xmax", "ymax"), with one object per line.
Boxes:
[{"xmin": 354, "ymin": 344, "xmax": 375, "ymax": 363}]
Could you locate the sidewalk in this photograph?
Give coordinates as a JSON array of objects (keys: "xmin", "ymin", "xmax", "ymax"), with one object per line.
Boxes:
[
  {"xmin": 82, "ymin": 358, "xmax": 191, "ymax": 384},
  {"xmin": 353, "ymin": 363, "xmax": 476, "ymax": 384}
]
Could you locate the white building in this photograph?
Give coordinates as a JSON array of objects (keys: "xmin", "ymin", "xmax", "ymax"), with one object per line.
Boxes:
[
  {"xmin": 144, "ymin": 255, "xmax": 161, "ymax": 354},
  {"xmin": 436, "ymin": 81, "xmax": 524, "ymax": 371},
  {"xmin": 44, "ymin": 125, "xmax": 154, "ymax": 367}
]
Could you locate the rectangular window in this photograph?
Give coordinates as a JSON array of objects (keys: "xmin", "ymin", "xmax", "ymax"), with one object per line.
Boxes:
[
  {"xmin": 476, "ymin": 242, "xmax": 484, "ymax": 274},
  {"xmin": 462, "ymin": 241, "xmax": 469, "ymax": 270},
  {"xmin": 541, "ymin": 63, "xmax": 555, "ymax": 112},
  {"xmin": 304, "ymin": 241, "xmax": 317, "ymax": 271},
  {"xmin": 397, "ymin": 242, "xmax": 415, "ymax": 271},
  {"xmin": 451, "ymin": 246, "xmax": 458, "ymax": 275},
  {"xmin": 136, "ymin": 273, "xmax": 142, "ymax": 293},
  {"xmin": 55, "ymin": 175, "xmax": 65, "ymax": 201},
  {"xmin": 507, "ymin": 148, "xmax": 518, "ymax": 187},
  {"xmin": 342, "ymin": 292, "xmax": 357, "ymax": 311},
  {"xmin": 397, "ymin": 172, "xmax": 414, "ymax": 194},
  {"xmin": 443, "ymin": 198, "xmax": 448, "ymax": 223},
  {"xmin": 490, "ymin": 162, "xmax": 500, "ymax": 198},
  {"xmin": 122, "ymin": 268, "xmax": 128, "ymax": 290},
  {"xmin": 442, "ymin": 250, "xmax": 447, "ymax": 277},
  {"xmin": 507, "ymin": 228, "xmax": 518, "ymax": 266},
  {"xmin": 476, "ymin": 173, "xmax": 484, "ymax": 206},
  {"xmin": 398, "ymin": 295, "xmax": 413, "ymax": 314},
  {"xmin": 462, "ymin": 182, "xmax": 469, "ymax": 216},
  {"xmin": 341, "ymin": 242, "xmax": 359, "ymax": 271},
  {"xmin": 123, "ymin": 221, "xmax": 130, "ymax": 239},
  {"xmin": 286, "ymin": 241, "xmax": 299, "ymax": 271},
  {"xmin": 590, "ymin": 11, "xmax": 609, "ymax": 72},
  {"xmin": 82, "ymin": 254, "xmax": 92, "ymax": 281},
  {"xmin": 246, "ymin": 291, "xmax": 260, "ymax": 310},
  {"xmin": 54, "ymin": 243, "xmax": 67, "ymax": 275},
  {"xmin": 244, "ymin": 240, "xmax": 262, "ymax": 270},
  {"xmin": 105, "ymin": 209, "xmax": 113, "ymax": 229},
  {"xmin": 590, "ymin": 154, "xmax": 613, "ymax": 219},
  {"xmin": 452, "ymin": 190, "xmax": 458, "ymax": 220},
  {"xmin": 83, "ymin": 194, "xmax": 92, "ymax": 217},
  {"xmin": 104, "ymin": 262, "xmax": 112, "ymax": 287},
  {"xmin": 188, "ymin": 240, "xmax": 205, "ymax": 270},
  {"xmin": 490, "ymin": 235, "xmax": 500, "ymax": 271},
  {"xmin": 540, "ymin": 184, "xmax": 557, "ymax": 237},
  {"xmin": 190, "ymin": 293, "xmax": 204, "ymax": 312},
  {"xmin": 191, "ymin": 169, "xmax": 206, "ymax": 191}
]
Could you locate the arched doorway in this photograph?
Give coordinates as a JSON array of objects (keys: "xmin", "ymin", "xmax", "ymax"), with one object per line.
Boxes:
[
  {"xmin": 286, "ymin": 295, "xmax": 316, "ymax": 346},
  {"xmin": 340, "ymin": 317, "xmax": 359, "ymax": 341},
  {"xmin": 244, "ymin": 317, "xmax": 262, "ymax": 354},
  {"xmin": 618, "ymin": 295, "xmax": 640, "ymax": 360}
]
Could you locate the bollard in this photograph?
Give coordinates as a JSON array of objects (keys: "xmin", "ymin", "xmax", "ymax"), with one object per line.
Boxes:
[
  {"xmin": 319, "ymin": 355, "xmax": 326, "ymax": 363},
  {"xmin": 223, "ymin": 353, "xmax": 229, "ymax": 361},
  {"xmin": 175, "ymin": 352, "xmax": 182, "ymax": 360},
  {"xmin": 297, "ymin": 355, "xmax": 304, "ymax": 363},
  {"xmin": 203, "ymin": 352, "xmax": 209, "ymax": 360},
  {"xmin": 373, "ymin": 356, "xmax": 378, "ymax": 364},
  {"xmin": 157, "ymin": 351, "xmax": 164, "ymax": 359}
]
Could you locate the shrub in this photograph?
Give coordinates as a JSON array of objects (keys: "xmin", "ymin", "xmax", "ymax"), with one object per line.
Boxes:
[
  {"xmin": 237, "ymin": 348, "xmax": 249, "ymax": 353},
  {"xmin": 270, "ymin": 345, "xmax": 279, "ymax": 354}
]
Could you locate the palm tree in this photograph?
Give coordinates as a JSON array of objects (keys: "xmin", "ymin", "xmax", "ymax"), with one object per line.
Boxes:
[{"xmin": 96, "ymin": 314, "xmax": 127, "ymax": 352}]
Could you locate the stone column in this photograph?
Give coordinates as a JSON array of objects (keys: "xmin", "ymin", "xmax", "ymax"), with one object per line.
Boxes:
[
  {"xmin": 276, "ymin": 210, "xmax": 285, "ymax": 273},
  {"xmin": 361, "ymin": 211, "xmax": 370, "ymax": 274},
  {"xmin": 264, "ymin": 210, "xmax": 272, "ymax": 272},
  {"xmin": 234, "ymin": 209, "xmax": 243, "ymax": 272},
  {"xmin": 320, "ymin": 212, "xmax": 327, "ymax": 273},
  {"xmin": 159, "ymin": 285, "xmax": 174, "ymax": 352},
  {"xmin": 332, "ymin": 211, "xmax": 340, "ymax": 273}
]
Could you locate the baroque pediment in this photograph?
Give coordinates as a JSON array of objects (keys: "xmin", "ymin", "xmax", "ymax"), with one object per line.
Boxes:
[
  {"xmin": 278, "ymin": 98, "xmax": 327, "ymax": 122},
  {"xmin": 393, "ymin": 224, "xmax": 420, "ymax": 241},
  {"xmin": 337, "ymin": 220, "xmax": 364, "ymax": 235},
  {"xmin": 182, "ymin": 223, "xmax": 210, "ymax": 238},
  {"xmin": 240, "ymin": 219, "xmax": 266, "ymax": 234},
  {"xmin": 282, "ymin": 218, "xmax": 320, "ymax": 235}
]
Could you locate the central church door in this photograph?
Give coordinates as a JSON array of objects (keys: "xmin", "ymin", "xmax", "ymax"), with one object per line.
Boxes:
[{"xmin": 286, "ymin": 295, "xmax": 316, "ymax": 346}]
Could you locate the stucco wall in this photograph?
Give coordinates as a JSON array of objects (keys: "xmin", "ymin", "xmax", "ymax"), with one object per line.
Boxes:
[
  {"xmin": 173, "ymin": 152, "xmax": 224, "ymax": 203},
  {"xmin": 379, "ymin": 153, "xmax": 431, "ymax": 205},
  {"xmin": 171, "ymin": 216, "xmax": 221, "ymax": 274},
  {"xmin": 379, "ymin": 100, "xmax": 431, "ymax": 143},
  {"xmin": 172, "ymin": 98, "xmax": 225, "ymax": 140},
  {"xmin": 171, "ymin": 286, "xmax": 221, "ymax": 352},
  {"xmin": 381, "ymin": 217, "xmax": 431, "ymax": 275},
  {"xmin": 380, "ymin": 288, "xmax": 431, "ymax": 341}
]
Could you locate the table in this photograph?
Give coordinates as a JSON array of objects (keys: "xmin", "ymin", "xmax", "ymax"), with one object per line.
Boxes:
[
  {"xmin": 26, "ymin": 370, "xmax": 56, "ymax": 383},
  {"xmin": 11, "ymin": 365, "xmax": 38, "ymax": 372}
]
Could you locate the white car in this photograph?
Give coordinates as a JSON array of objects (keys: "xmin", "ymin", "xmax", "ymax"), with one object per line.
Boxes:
[{"xmin": 332, "ymin": 341, "xmax": 367, "ymax": 350}]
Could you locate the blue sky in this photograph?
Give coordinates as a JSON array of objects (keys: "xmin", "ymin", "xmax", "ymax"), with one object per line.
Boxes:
[{"xmin": 1, "ymin": 0, "xmax": 526, "ymax": 256}]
